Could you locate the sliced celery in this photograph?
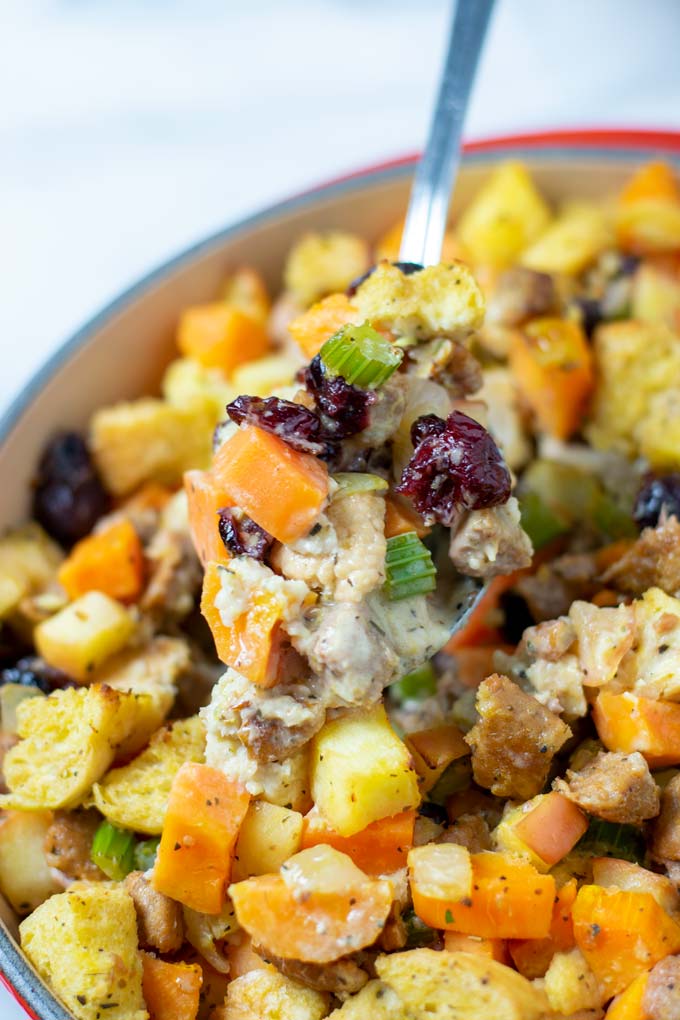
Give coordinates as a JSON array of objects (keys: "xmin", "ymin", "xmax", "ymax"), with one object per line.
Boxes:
[
  {"xmin": 133, "ymin": 837, "xmax": 160, "ymax": 873},
  {"xmin": 392, "ymin": 662, "xmax": 437, "ymax": 702},
  {"xmin": 91, "ymin": 820, "xmax": 135, "ymax": 880},
  {"xmin": 331, "ymin": 472, "xmax": 389, "ymax": 498},
  {"xmin": 574, "ymin": 818, "xmax": 645, "ymax": 864},
  {"xmin": 383, "ymin": 532, "xmax": 436, "ymax": 601},
  {"xmin": 320, "ymin": 322, "xmax": 403, "ymax": 389}
]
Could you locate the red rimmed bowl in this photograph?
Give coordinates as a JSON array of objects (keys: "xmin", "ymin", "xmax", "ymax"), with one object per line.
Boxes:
[{"xmin": 1, "ymin": 128, "xmax": 679, "ymax": 1020}]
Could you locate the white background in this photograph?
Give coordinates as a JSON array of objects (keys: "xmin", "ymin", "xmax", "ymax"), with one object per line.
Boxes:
[{"xmin": 1, "ymin": 0, "xmax": 680, "ymax": 1015}]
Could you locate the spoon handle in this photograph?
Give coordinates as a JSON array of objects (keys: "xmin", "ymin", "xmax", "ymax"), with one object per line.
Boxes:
[{"xmin": 399, "ymin": 0, "xmax": 496, "ymax": 266}]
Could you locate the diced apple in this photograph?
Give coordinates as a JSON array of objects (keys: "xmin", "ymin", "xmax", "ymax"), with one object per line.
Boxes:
[
  {"xmin": 232, "ymin": 801, "xmax": 304, "ymax": 881},
  {"xmin": 35, "ymin": 591, "xmax": 135, "ymax": 681},
  {"xmin": 0, "ymin": 810, "xmax": 61, "ymax": 914},
  {"xmin": 311, "ymin": 704, "xmax": 420, "ymax": 837}
]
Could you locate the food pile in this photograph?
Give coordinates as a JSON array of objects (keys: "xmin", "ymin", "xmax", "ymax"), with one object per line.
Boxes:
[{"xmin": 2, "ymin": 159, "xmax": 680, "ymax": 1020}]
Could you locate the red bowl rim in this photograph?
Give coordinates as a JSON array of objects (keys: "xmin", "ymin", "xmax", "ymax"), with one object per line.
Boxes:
[{"xmin": 2, "ymin": 124, "xmax": 680, "ymax": 1020}]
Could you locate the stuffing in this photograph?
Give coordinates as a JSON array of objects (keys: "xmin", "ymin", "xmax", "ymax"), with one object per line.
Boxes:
[
  {"xmin": 283, "ymin": 230, "xmax": 369, "ymax": 306},
  {"xmin": 543, "ymin": 947, "xmax": 604, "ymax": 1014},
  {"xmin": 91, "ymin": 396, "xmax": 214, "ymax": 496},
  {"xmin": 44, "ymin": 809, "xmax": 106, "ymax": 882},
  {"xmin": 214, "ymin": 963, "xmax": 328, "ymax": 1020},
  {"xmin": 568, "ymin": 601, "xmax": 636, "ymax": 688},
  {"xmin": 602, "ymin": 517, "xmax": 680, "ymax": 598},
  {"xmin": 19, "ymin": 884, "xmax": 147, "ymax": 1020},
  {"xmin": 642, "ymin": 952, "xmax": 680, "ymax": 1020},
  {"xmin": 327, "ymin": 979, "xmax": 411, "ymax": 1019},
  {"xmin": 353, "ymin": 262, "xmax": 485, "ymax": 341},
  {"xmin": 485, "ymin": 266, "xmax": 558, "ymax": 328},
  {"xmin": 627, "ymin": 587, "xmax": 680, "ymax": 700},
  {"xmin": 456, "ymin": 161, "xmax": 551, "ymax": 268},
  {"xmin": 651, "ymin": 774, "xmax": 680, "ymax": 861},
  {"xmin": 272, "ymin": 491, "xmax": 386, "ymax": 603},
  {"xmin": 449, "ymin": 497, "xmax": 533, "ymax": 578},
  {"xmin": 203, "ymin": 667, "xmax": 311, "ymax": 809},
  {"xmin": 1, "ymin": 683, "xmax": 163, "ymax": 810},
  {"xmin": 124, "ymin": 870, "xmax": 184, "ymax": 953},
  {"xmin": 586, "ymin": 321, "xmax": 680, "ymax": 464},
  {"xmin": 476, "ymin": 368, "xmax": 532, "ymax": 471},
  {"xmin": 91, "ymin": 716, "xmax": 205, "ymax": 835},
  {"xmin": 465, "ymin": 674, "xmax": 571, "ymax": 800},
  {"xmin": 554, "ymin": 750, "xmax": 660, "ymax": 824},
  {"xmin": 375, "ymin": 947, "xmax": 547, "ymax": 1020}
]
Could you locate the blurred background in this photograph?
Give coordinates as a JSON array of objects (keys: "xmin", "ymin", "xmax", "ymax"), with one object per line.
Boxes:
[{"xmin": 2, "ymin": 0, "xmax": 680, "ymax": 412}]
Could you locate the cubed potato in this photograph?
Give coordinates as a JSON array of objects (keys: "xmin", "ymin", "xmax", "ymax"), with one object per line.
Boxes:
[
  {"xmin": 632, "ymin": 261, "xmax": 680, "ymax": 327},
  {"xmin": 1, "ymin": 682, "xmax": 160, "ymax": 809},
  {"xmin": 162, "ymin": 357, "xmax": 236, "ymax": 416},
  {"xmin": 35, "ymin": 590, "xmax": 135, "ymax": 681},
  {"xmin": 19, "ymin": 884, "xmax": 147, "ymax": 1020},
  {"xmin": 91, "ymin": 396, "xmax": 214, "ymax": 496},
  {"xmin": 586, "ymin": 320, "xmax": 680, "ymax": 459},
  {"xmin": 91, "ymin": 716, "xmax": 205, "ymax": 835},
  {"xmin": 215, "ymin": 963, "xmax": 328, "ymax": 1020},
  {"xmin": 327, "ymin": 980, "xmax": 407, "ymax": 1019},
  {"xmin": 376, "ymin": 948, "xmax": 547, "ymax": 1020},
  {"xmin": 311, "ymin": 703, "xmax": 420, "ymax": 837},
  {"xmin": 544, "ymin": 948, "xmax": 604, "ymax": 1014},
  {"xmin": 520, "ymin": 202, "xmax": 614, "ymax": 275},
  {"xmin": 230, "ymin": 352, "xmax": 302, "ymax": 397},
  {"xmin": 457, "ymin": 162, "xmax": 551, "ymax": 267},
  {"xmin": 0, "ymin": 524, "xmax": 63, "ymax": 619},
  {"xmin": 353, "ymin": 262, "xmax": 484, "ymax": 341},
  {"xmin": 0, "ymin": 810, "xmax": 61, "ymax": 914},
  {"xmin": 284, "ymin": 231, "xmax": 370, "ymax": 306},
  {"xmin": 232, "ymin": 801, "xmax": 304, "ymax": 880}
]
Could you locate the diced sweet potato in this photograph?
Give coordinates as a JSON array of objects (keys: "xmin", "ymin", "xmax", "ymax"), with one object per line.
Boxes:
[{"xmin": 177, "ymin": 302, "xmax": 269, "ymax": 374}]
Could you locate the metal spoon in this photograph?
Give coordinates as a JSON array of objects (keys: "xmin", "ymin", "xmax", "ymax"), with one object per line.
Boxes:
[{"xmin": 399, "ymin": 0, "xmax": 497, "ymax": 639}]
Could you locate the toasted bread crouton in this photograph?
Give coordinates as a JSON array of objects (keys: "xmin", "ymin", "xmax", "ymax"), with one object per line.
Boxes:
[
  {"xmin": 354, "ymin": 262, "xmax": 484, "ymax": 342},
  {"xmin": 92, "ymin": 716, "xmax": 205, "ymax": 834},
  {"xmin": 20, "ymin": 883, "xmax": 147, "ymax": 1020},
  {"xmin": 1, "ymin": 683, "xmax": 162, "ymax": 810}
]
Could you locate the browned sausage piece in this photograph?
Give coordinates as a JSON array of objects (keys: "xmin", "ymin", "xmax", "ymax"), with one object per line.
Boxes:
[
  {"xmin": 123, "ymin": 870, "xmax": 184, "ymax": 953},
  {"xmin": 257, "ymin": 950, "xmax": 369, "ymax": 995},
  {"xmin": 603, "ymin": 517, "xmax": 680, "ymax": 598},
  {"xmin": 44, "ymin": 810, "xmax": 107, "ymax": 882},
  {"xmin": 651, "ymin": 774, "xmax": 680, "ymax": 861},
  {"xmin": 465, "ymin": 674, "xmax": 571, "ymax": 800},
  {"xmin": 643, "ymin": 955, "xmax": 680, "ymax": 1020},
  {"xmin": 554, "ymin": 750, "xmax": 660, "ymax": 825}
]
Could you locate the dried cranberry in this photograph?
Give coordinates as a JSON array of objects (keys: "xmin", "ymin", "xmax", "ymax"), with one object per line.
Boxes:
[
  {"xmin": 226, "ymin": 395, "xmax": 327, "ymax": 456},
  {"xmin": 572, "ymin": 297, "xmax": 602, "ymax": 339},
  {"xmin": 346, "ymin": 260, "xmax": 424, "ymax": 296},
  {"xmin": 0, "ymin": 656, "xmax": 74, "ymax": 693},
  {"xmin": 304, "ymin": 355, "xmax": 375, "ymax": 438},
  {"xmin": 218, "ymin": 508, "xmax": 273, "ymax": 561},
  {"xmin": 396, "ymin": 410, "xmax": 511, "ymax": 525},
  {"xmin": 633, "ymin": 473, "xmax": 680, "ymax": 528},
  {"xmin": 33, "ymin": 432, "xmax": 109, "ymax": 547},
  {"xmin": 411, "ymin": 414, "xmax": 447, "ymax": 446}
]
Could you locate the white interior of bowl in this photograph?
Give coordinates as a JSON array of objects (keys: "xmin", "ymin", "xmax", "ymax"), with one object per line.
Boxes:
[{"xmin": 0, "ymin": 150, "xmax": 674, "ymax": 1019}]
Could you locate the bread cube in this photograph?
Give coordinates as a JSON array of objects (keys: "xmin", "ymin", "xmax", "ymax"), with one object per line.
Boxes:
[
  {"xmin": 353, "ymin": 262, "xmax": 484, "ymax": 341},
  {"xmin": 327, "ymin": 980, "xmax": 407, "ymax": 1019},
  {"xmin": 544, "ymin": 948, "xmax": 604, "ymax": 1014},
  {"xmin": 216, "ymin": 964, "xmax": 328, "ymax": 1020},
  {"xmin": 92, "ymin": 716, "xmax": 205, "ymax": 835},
  {"xmin": 632, "ymin": 261, "xmax": 680, "ymax": 327},
  {"xmin": 35, "ymin": 590, "xmax": 135, "ymax": 681},
  {"xmin": 586, "ymin": 320, "xmax": 680, "ymax": 459},
  {"xmin": 311, "ymin": 703, "xmax": 420, "ymax": 837},
  {"xmin": 161, "ymin": 357, "xmax": 236, "ymax": 416},
  {"xmin": 376, "ymin": 948, "xmax": 547, "ymax": 1020},
  {"xmin": 232, "ymin": 801, "xmax": 303, "ymax": 880},
  {"xmin": 0, "ymin": 810, "xmax": 61, "ymax": 913},
  {"xmin": 0, "ymin": 523, "xmax": 62, "ymax": 619},
  {"xmin": 20, "ymin": 884, "xmax": 147, "ymax": 1020},
  {"xmin": 91, "ymin": 397, "xmax": 214, "ymax": 495},
  {"xmin": 284, "ymin": 231, "xmax": 370, "ymax": 305},
  {"xmin": 521, "ymin": 201, "xmax": 614, "ymax": 275},
  {"xmin": 635, "ymin": 387, "xmax": 680, "ymax": 469},
  {"xmin": 457, "ymin": 162, "xmax": 551, "ymax": 267},
  {"xmin": 1, "ymin": 683, "xmax": 159, "ymax": 809}
]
